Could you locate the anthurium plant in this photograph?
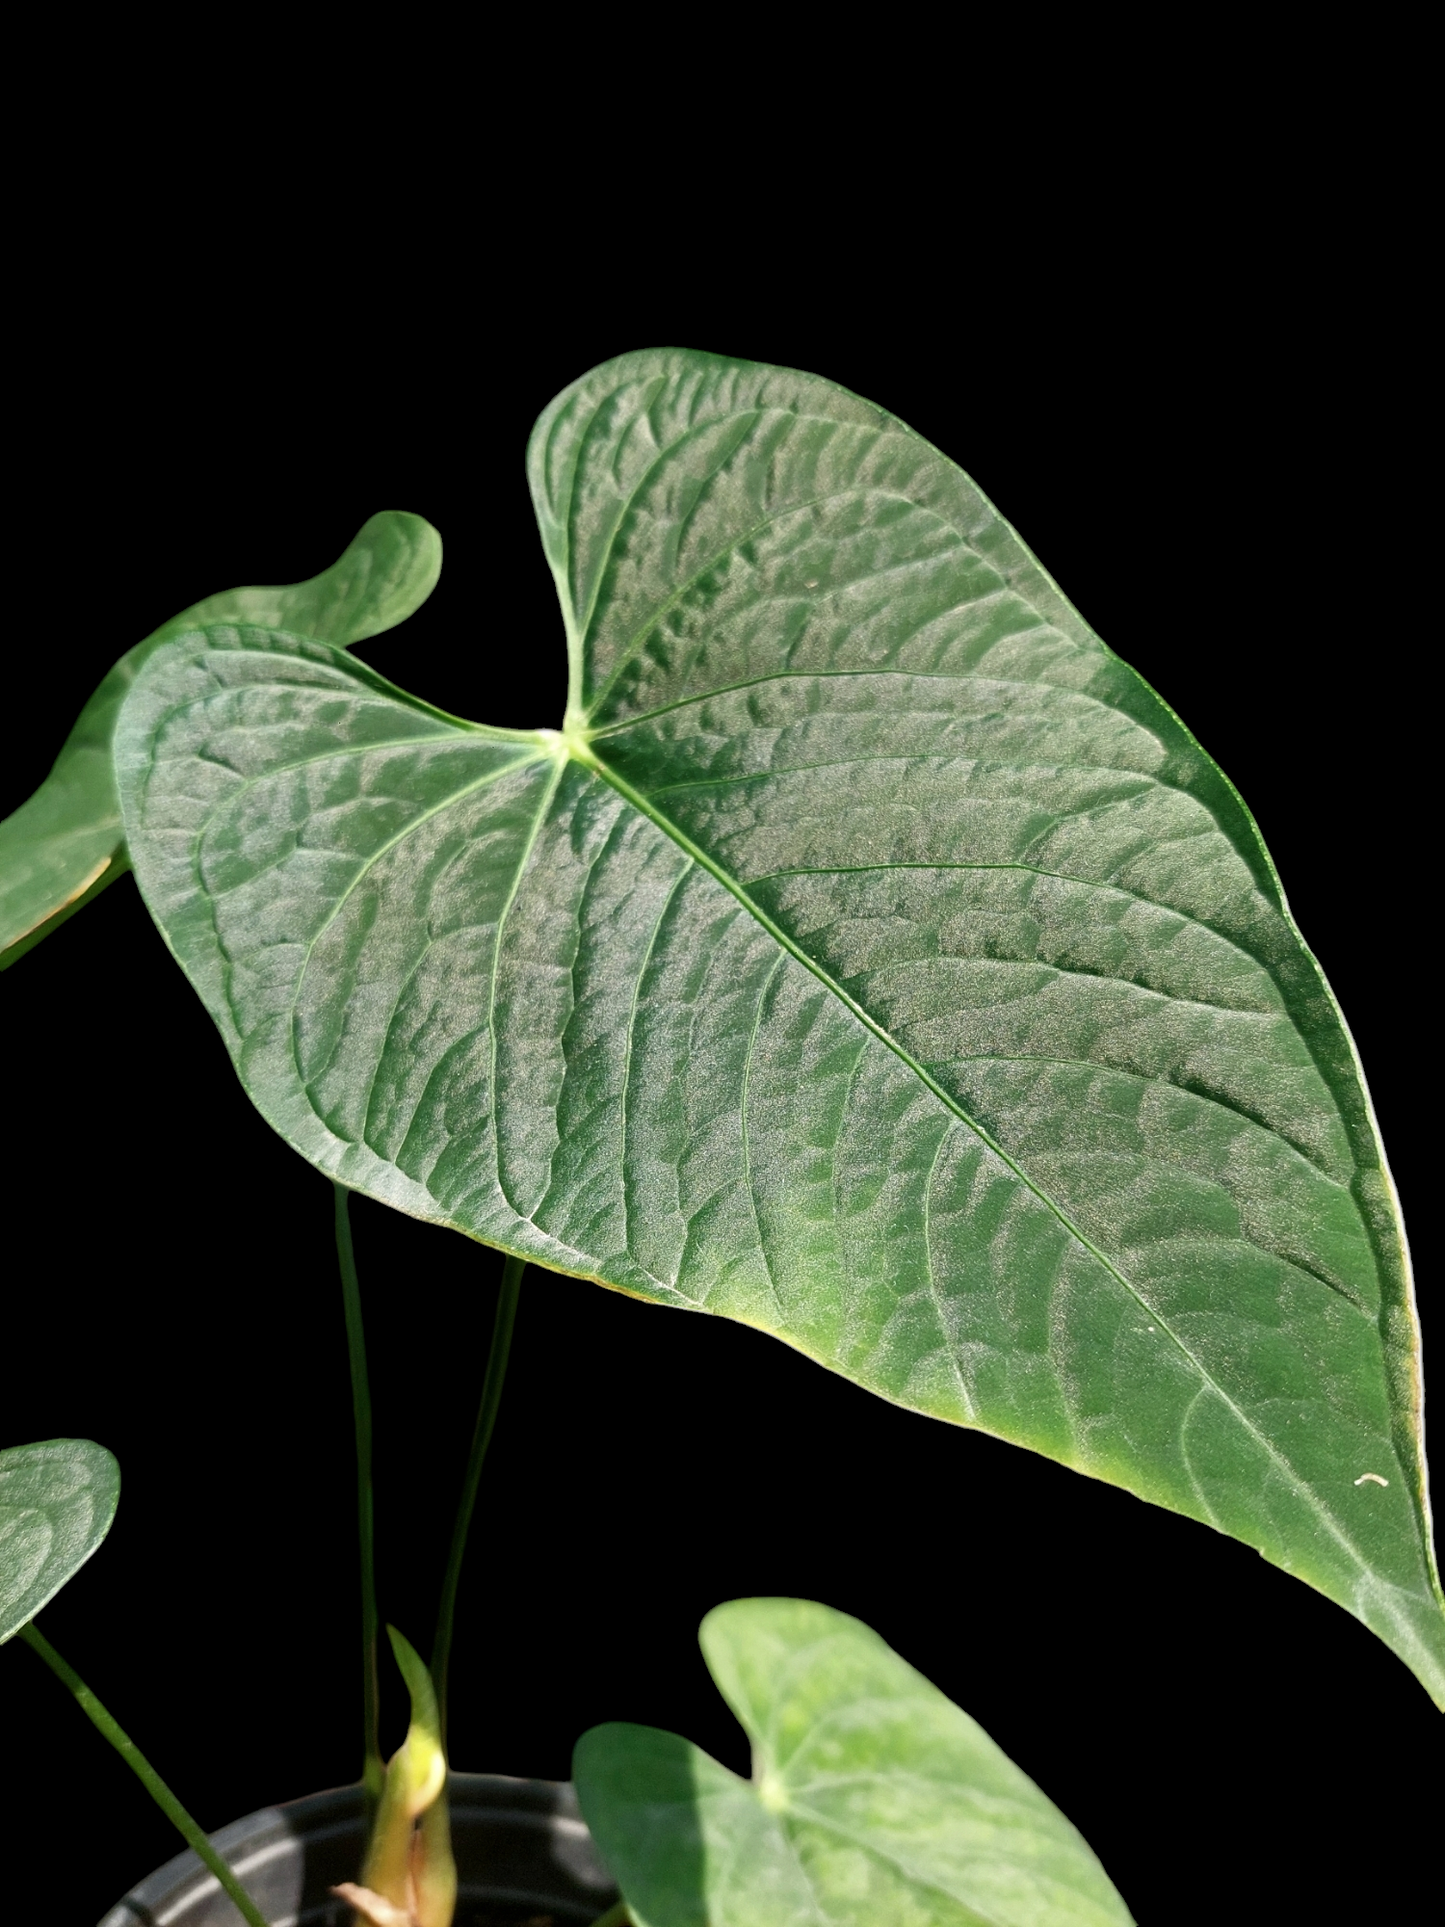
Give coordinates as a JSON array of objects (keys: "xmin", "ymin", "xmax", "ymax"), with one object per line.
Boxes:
[{"xmin": 1, "ymin": 348, "xmax": 1438, "ymax": 1926}]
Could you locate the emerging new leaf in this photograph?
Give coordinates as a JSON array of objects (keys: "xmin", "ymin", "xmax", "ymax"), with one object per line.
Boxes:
[
  {"xmin": 0, "ymin": 1439, "xmax": 119, "ymax": 1644},
  {"xmin": 575, "ymin": 1598, "xmax": 1134, "ymax": 1927},
  {"xmin": 114, "ymin": 350, "xmax": 1442, "ymax": 1702},
  {"xmin": 0, "ymin": 510, "xmax": 441, "ymax": 966},
  {"xmin": 334, "ymin": 1626, "xmax": 456, "ymax": 1927}
]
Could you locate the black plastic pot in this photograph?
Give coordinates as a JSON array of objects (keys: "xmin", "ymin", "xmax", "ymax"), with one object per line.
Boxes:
[{"xmin": 99, "ymin": 1774, "xmax": 620, "ymax": 1926}]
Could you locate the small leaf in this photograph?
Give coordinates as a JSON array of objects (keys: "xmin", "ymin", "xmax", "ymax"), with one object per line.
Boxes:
[
  {"xmin": 0, "ymin": 510, "xmax": 440, "ymax": 965},
  {"xmin": 574, "ymin": 1598, "xmax": 1133, "ymax": 1927},
  {"xmin": 381, "ymin": 1625, "xmax": 446, "ymax": 1820},
  {"xmin": 0, "ymin": 1439, "xmax": 119, "ymax": 1644},
  {"xmin": 114, "ymin": 350, "xmax": 1444, "ymax": 1700}
]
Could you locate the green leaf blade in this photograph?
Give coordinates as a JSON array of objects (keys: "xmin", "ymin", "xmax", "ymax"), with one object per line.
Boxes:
[
  {"xmin": 0, "ymin": 672, "xmax": 131, "ymax": 965},
  {"xmin": 542, "ymin": 349, "xmax": 1440, "ymax": 1694},
  {"xmin": 0, "ymin": 1439, "xmax": 120, "ymax": 1643},
  {"xmin": 0, "ymin": 510, "xmax": 440, "ymax": 965},
  {"xmin": 116, "ymin": 352, "xmax": 1442, "ymax": 1700},
  {"xmin": 171, "ymin": 508, "xmax": 441, "ymax": 648},
  {"xmin": 575, "ymin": 1599, "xmax": 1135, "ymax": 1927},
  {"xmin": 574, "ymin": 1723, "xmax": 820, "ymax": 1927}
]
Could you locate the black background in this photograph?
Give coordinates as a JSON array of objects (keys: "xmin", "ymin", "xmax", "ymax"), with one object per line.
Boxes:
[{"xmin": 2, "ymin": 193, "xmax": 1436, "ymax": 1925}]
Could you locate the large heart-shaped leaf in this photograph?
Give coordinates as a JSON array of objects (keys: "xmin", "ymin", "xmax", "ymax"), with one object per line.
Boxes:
[
  {"xmin": 0, "ymin": 509, "xmax": 440, "ymax": 966},
  {"xmin": 0, "ymin": 1439, "xmax": 119, "ymax": 1643},
  {"xmin": 574, "ymin": 1598, "xmax": 1133, "ymax": 1927},
  {"xmin": 113, "ymin": 350, "xmax": 1442, "ymax": 1701}
]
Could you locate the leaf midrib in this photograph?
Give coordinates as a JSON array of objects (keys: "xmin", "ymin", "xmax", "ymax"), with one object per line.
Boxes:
[
  {"xmin": 545, "ymin": 385, "xmax": 1389, "ymax": 1568},
  {"xmin": 578, "ymin": 738, "xmax": 1381, "ymax": 1583}
]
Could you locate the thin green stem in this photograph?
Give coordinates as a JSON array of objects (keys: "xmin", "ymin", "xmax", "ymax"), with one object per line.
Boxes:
[
  {"xmin": 19, "ymin": 1622, "xmax": 270, "ymax": 1927},
  {"xmin": 431, "ymin": 1253, "xmax": 525, "ymax": 1746},
  {"xmin": 335, "ymin": 1181, "xmax": 383, "ymax": 1804}
]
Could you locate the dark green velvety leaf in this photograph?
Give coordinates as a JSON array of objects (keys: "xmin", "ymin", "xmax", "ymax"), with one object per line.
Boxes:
[
  {"xmin": 574, "ymin": 1598, "xmax": 1133, "ymax": 1927},
  {"xmin": 0, "ymin": 510, "xmax": 440, "ymax": 966},
  {"xmin": 0, "ymin": 1439, "xmax": 119, "ymax": 1643},
  {"xmin": 114, "ymin": 350, "xmax": 1442, "ymax": 1701}
]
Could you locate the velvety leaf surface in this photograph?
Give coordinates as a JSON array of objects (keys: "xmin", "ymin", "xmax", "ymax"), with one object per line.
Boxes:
[
  {"xmin": 0, "ymin": 1439, "xmax": 119, "ymax": 1643},
  {"xmin": 574, "ymin": 1599, "xmax": 1133, "ymax": 1927},
  {"xmin": 114, "ymin": 350, "xmax": 1442, "ymax": 1699},
  {"xmin": 0, "ymin": 510, "xmax": 440, "ymax": 965}
]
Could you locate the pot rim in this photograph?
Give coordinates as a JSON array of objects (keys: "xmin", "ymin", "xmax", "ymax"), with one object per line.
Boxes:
[{"xmin": 99, "ymin": 1772, "xmax": 619, "ymax": 1927}]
